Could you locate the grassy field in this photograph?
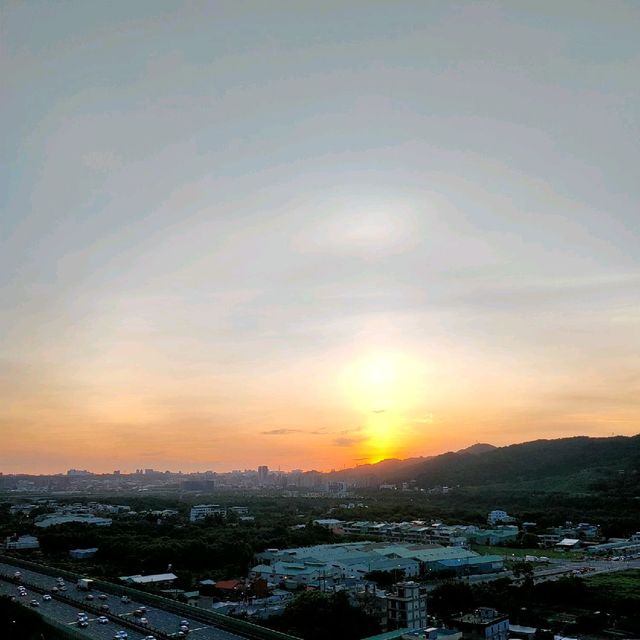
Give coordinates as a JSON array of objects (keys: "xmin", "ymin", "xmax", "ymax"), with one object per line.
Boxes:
[
  {"xmin": 585, "ymin": 569, "xmax": 640, "ymax": 602},
  {"xmin": 471, "ymin": 544, "xmax": 578, "ymax": 560}
]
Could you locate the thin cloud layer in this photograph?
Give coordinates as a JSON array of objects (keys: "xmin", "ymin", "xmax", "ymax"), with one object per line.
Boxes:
[{"xmin": 1, "ymin": 1, "xmax": 639, "ymax": 472}]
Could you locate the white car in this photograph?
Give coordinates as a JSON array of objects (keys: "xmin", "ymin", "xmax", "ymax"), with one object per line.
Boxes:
[
  {"xmin": 180, "ymin": 620, "xmax": 190, "ymax": 626},
  {"xmin": 140, "ymin": 617, "xmax": 149, "ymax": 625},
  {"xmin": 98, "ymin": 616, "xmax": 109, "ymax": 624},
  {"xmin": 29, "ymin": 600, "xmax": 40, "ymax": 607},
  {"xmin": 43, "ymin": 594, "xmax": 52, "ymax": 601}
]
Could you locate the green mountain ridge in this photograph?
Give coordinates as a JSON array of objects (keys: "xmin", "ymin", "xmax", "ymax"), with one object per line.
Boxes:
[{"xmin": 394, "ymin": 434, "xmax": 640, "ymax": 493}]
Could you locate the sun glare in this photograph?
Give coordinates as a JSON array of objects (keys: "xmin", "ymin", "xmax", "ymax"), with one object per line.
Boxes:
[{"xmin": 342, "ymin": 352, "xmax": 428, "ymax": 463}]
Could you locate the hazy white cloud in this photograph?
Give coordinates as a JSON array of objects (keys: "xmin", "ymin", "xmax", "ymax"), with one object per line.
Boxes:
[{"xmin": 1, "ymin": 1, "xmax": 639, "ymax": 472}]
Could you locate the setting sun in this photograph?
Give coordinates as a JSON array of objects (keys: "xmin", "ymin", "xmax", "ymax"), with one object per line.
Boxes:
[{"xmin": 340, "ymin": 352, "xmax": 430, "ymax": 462}]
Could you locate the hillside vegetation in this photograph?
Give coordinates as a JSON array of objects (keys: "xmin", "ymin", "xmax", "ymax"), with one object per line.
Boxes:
[{"xmin": 396, "ymin": 435, "xmax": 640, "ymax": 493}]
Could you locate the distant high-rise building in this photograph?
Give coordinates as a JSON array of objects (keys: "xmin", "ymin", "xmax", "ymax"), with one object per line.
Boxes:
[{"xmin": 258, "ymin": 465, "xmax": 269, "ymax": 483}]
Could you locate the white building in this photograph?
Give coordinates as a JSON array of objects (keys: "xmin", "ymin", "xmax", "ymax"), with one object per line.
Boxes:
[
  {"xmin": 386, "ymin": 581, "xmax": 428, "ymax": 630},
  {"xmin": 34, "ymin": 514, "xmax": 112, "ymax": 528},
  {"xmin": 190, "ymin": 504, "xmax": 226, "ymax": 522},
  {"xmin": 487, "ymin": 510, "xmax": 515, "ymax": 526},
  {"xmin": 5, "ymin": 535, "xmax": 40, "ymax": 550},
  {"xmin": 120, "ymin": 573, "xmax": 178, "ymax": 588},
  {"xmin": 450, "ymin": 607, "xmax": 509, "ymax": 640}
]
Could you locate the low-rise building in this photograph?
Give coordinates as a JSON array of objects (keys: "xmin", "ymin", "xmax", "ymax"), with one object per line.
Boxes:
[
  {"xmin": 436, "ymin": 555, "xmax": 504, "ymax": 576},
  {"xmin": 555, "ymin": 538, "xmax": 581, "ymax": 551},
  {"xmin": 34, "ymin": 514, "xmax": 112, "ymax": 528},
  {"xmin": 386, "ymin": 581, "xmax": 428, "ymax": 630},
  {"xmin": 468, "ymin": 526, "xmax": 519, "ymax": 546},
  {"xmin": 9, "ymin": 504, "xmax": 38, "ymax": 516},
  {"xmin": 190, "ymin": 504, "xmax": 226, "ymax": 522},
  {"xmin": 120, "ymin": 573, "xmax": 178, "ymax": 589},
  {"xmin": 487, "ymin": 511, "xmax": 515, "ymax": 526},
  {"xmin": 5, "ymin": 535, "xmax": 40, "ymax": 550},
  {"xmin": 254, "ymin": 541, "xmax": 504, "ymax": 586},
  {"xmin": 449, "ymin": 607, "xmax": 509, "ymax": 640},
  {"xmin": 69, "ymin": 547, "xmax": 98, "ymax": 559},
  {"xmin": 586, "ymin": 537, "xmax": 640, "ymax": 556},
  {"xmin": 402, "ymin": 629, "xmax": 462, "ymax": 640}
]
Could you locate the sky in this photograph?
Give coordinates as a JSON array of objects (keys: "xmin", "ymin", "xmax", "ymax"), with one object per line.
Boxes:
[{"xmin": 1, "ymin": 1, "xmax": 639, "ymax": 474}]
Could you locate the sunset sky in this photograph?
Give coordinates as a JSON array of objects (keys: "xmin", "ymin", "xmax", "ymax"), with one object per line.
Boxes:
[{"xmin": 1, "ymin": 1, "xmax": 639, "ymax": 474}]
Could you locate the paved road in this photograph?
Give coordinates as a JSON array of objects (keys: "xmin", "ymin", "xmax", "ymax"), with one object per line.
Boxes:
[
  {"xmin": 0, "ymin": 576, "xmax": 147, "ymax": 640},
  {"xmin": 0, "ymin": 560, "xmax": 248, "ymax": 640},
  {"xmin": 530, "ymin": 558, "xmax": 640, "ymax": 583},
  {"xmin": 427, "ymin": 557, "xmax": 640, "ymax": 589}
]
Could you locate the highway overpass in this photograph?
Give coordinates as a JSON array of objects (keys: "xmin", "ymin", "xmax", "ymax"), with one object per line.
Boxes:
[{"xmin": 0, "ymin": 554, "xmax": 299, "ymax": 640}]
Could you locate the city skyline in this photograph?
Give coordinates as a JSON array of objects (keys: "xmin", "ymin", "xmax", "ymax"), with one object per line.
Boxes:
[{"xmin": 2, "ymin": 2, "xmax": 639, "ymax": 474}]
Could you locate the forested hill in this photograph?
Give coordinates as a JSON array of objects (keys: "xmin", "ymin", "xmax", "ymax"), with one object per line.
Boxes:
[
  {"xmin": 395, "ymin": 435, "xmax": 640, "ymax": 492},
  {"xmin": 323, "ymin": 443, "xmax": 496, "ymax": 483}
]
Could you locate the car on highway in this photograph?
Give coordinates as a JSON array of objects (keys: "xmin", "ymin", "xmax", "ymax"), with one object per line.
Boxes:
[
  {"xmin": 29, "ymin": 599, "xmax": 39, "ymax": 607},
  {"xmin": 85, "ymin": 593, "xmax": 94, "ymax": 600},
  {"xmin": 140, "ymin": 617, "xmax": 149, "ymax": 625},
  {"xmin": 99, "ymin": 593, "xmax": 108, "ymax": 600},
  {"xmin": 98, "ymin": 616, "xmax": 109, "ymax": 624},
  {"xmin": 113, "ymin": 632, "xmax": 128, "ymax": 639},
  {"xmin": 180, "ymin": 620, "xmax": 190, "ymax": 626},
  {"xmin": 79, "ymin": 620, "xmax": 89, "ymax": 628},
  {"xmin": 144, "ymin": 636, "xmax": 156, "ymax": 640},
  {"xmin": 121, "ymin": 595, "xmax": 130, "ymax": 603},
  {"xmin": 43, "ymin": 594, "xmax": 52, "ymax": 601}
]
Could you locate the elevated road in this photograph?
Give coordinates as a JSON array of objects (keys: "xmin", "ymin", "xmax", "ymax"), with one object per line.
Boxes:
[{"xmin": 0, "ymin": 555, "xmax": 299, "ymax": 640}]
